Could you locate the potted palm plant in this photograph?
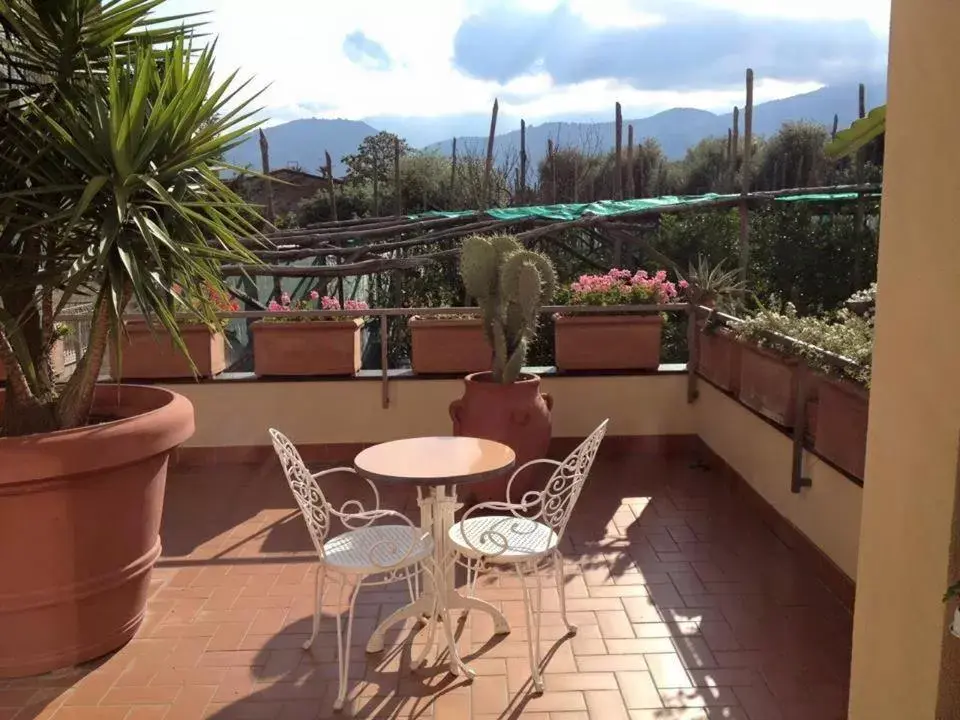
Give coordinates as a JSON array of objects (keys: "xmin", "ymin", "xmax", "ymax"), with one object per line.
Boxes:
[
  {"xmin": 450, "ymin": 234, "xmax": 556, "ymax": 503},
  {"xmin": 0, "ymin": 1, "xmax": 262, "ymax": 678}
]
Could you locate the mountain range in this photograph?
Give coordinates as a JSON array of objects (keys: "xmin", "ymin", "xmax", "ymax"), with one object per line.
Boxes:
[{"xmin": 225, "ymin": 82, "xmax": 886, "ymax": 178}]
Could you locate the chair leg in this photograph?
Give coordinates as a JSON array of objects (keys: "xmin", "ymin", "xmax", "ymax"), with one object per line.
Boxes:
[
  {"xmin": 554, "ymin": 551, "xmax": 577, "ymax": 636},
  {"xmin": 333, "ymin": 578, "xmax": 363, "ymax": 712},
  {"xmin": 518, "ymin": 563, "xmax": 544, "ymax": 694},
  {"xmin": 304, "ymin": 565, "xmax": 327, "ymax": 651}
]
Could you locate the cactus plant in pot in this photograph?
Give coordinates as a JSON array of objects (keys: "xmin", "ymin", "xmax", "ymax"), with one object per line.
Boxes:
[{"xmin": 449, "ymin": 235, "xmax": 557, "ymax": 503}]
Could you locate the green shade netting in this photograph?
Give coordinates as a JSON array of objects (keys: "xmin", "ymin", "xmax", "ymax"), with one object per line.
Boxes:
[{"xmin": 407, "ymin": 191, "xmax": 876, "ymax": 222}]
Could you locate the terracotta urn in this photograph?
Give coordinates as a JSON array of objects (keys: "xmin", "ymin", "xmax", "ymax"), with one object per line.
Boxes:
[
  {"xmin": 449, "ymin": 372, "xmax": 553, "ymax": 504},
  {"xmin": 0, "ymin": 384, "xmax": 194, "ymax": 678}
]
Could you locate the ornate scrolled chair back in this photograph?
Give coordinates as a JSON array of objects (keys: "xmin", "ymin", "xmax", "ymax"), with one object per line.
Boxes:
[
  {"xmin": 538, "ymin": 419, "xmax": 609, "ymax": 538},
  {"xmin": 269, "ymin": 428, "xmax": 331, "ymax": 557}
]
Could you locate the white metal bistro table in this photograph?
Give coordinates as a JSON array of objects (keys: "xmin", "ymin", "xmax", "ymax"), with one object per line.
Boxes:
[{"xmin": 354, "ymin": 436, "xmax": 515, "ymax": 677}]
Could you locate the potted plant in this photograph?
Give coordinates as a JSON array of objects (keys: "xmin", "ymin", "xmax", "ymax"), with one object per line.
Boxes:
[
  {"xmin": 732, "ymin": 301, "xmax": 811, "ymax": 427},
  {"xmin": 683, "ymin": 256, "xmax": 746, "ymax": 393},
  {"xmin": 800, "ymin": 308, "xmax": 873, "ymax": 479},
  {"xmin": 252, "ymin": 291, "xmax": 369, "ymax": 376},
  {"xmin": 409, "ymin": 313, "xmax": 490, "ymax": 375},
  {"xmin": 553, "ymin": 268, "xmax": 678, "ymax": 371},
  {"xmin": 111, "ymin": 283, "xmax": 239, "ymax": 380},
  {"xmin": 0, "ymin": 3, "xmax": 262, "ymax": 678},
  {"xmin": 450, "ymin": 234, "xmax": 556, "ymax": 503}
]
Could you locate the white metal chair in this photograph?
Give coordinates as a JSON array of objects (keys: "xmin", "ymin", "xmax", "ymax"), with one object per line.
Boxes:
[
  {"xmin": 269, "ymin": 429, "xmax": 433, "ymax": 712},
  {"xmin": 447, "ymin": 419, "xmax": 609, "ymax": 694}
]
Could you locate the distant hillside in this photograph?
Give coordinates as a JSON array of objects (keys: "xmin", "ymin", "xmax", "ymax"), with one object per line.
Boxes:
[
  {"xmin": 425, "ymin": 82, "xmax": 887, "ymax": 168},
  {"xmin": 226, "ymin": 118, "xmax": 378, "ymax": 177},
  {"xmin": 226, "ymin": 82, "xmax": 887, "ymax": 178}
]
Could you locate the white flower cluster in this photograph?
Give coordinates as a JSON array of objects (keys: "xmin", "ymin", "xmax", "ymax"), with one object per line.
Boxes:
[{"xmin": 733, "ymin": 298, "xmax": 874, "ymax": 387}]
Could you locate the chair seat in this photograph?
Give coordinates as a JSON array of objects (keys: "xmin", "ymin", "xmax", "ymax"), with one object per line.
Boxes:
[
  {"xmin": 449, "ymin": 515, "xmax": 559, "ymax": 561},
  {"xmin": 322, "ymin": 525, "xmax": 433, "ymax": 573}
]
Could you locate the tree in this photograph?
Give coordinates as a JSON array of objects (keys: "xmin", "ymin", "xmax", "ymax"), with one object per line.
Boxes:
[
  {"xmin": 342, "ymin": 131, "xmax": 411, "ymax": 186},
  {"xmin": 756, "ymin": 121, "xmax": 830, "ymax": 190},
  {"xmin": 0, "ymin": 1, "xmax": 262, "ymax": 436}
]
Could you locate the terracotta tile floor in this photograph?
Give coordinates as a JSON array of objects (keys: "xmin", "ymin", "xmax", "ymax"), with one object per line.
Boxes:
[{"xmin": 1, "ymin": 447, "xmax": 853, "ymax": 719}]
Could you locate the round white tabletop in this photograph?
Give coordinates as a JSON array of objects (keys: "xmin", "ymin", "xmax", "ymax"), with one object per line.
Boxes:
[{"xmin": 353, "ymin": 436, "xmax": 515, "ymax": 486}]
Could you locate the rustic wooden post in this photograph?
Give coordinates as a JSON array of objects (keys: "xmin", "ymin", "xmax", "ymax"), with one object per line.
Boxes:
[
  {"xmin": 853, "ymin": 83, "xmax": 867, "ymax": 290},
  {"xmin": 258, "ymin": 129, "xmax": 282, "ymax": 301},
  {"xmin": 573, "ymin": 151, "xmax": 580, "ymax": 203},
  {"xmin": 626, "ymin": 124, "xmax": 635, "ymax": 198},
  {"xmin": 482, "ymin": 98, "xmax": 499, "ymax": 208},
  {"xmin": 373, "ymin": 155, "xmax": 380, "ymax": 216},
  {"xmin": 547, "ymin": 139, "xmax": 557, "ymax": 204},
  {"xmin": 615, "ymin": 102, "xmax": 623, "ymax": 200},
  {"xmin": 450, "ymin": 137, "xmax": 458, "ymax": 200},
  {"xmin": 731, "ymin": 106, "xmax": 740, "ymax": 189},
  {"xmin": 258, "ymin": 129, "xmax": 275, "ymax": 225},
  {"xmin": 520, "ymin": 119, "xmax": 527, "ymax": 202},
  {"xmin": 324, "ymin": 151, "xmax": 337, "ymax": 221},
  {"xmin": 738, "ymin": 70, "xmax": 754, "ymax": 284},
  {"xmin": 394, "ymin": 135, "xmax": 402, "ymax": 216},
  {"xmin": 686, "ymin": 301, "xmax": 700, "ymax": 404},
  {"xmin": 831, "ymin": 113, "xmax": 840, "ymax": 140}
]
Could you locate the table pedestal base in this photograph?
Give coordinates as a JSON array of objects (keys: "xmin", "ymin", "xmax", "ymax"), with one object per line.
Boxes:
[{"xmin": 365, "ymin": 484, "xmax": 510, "ymax": 677}]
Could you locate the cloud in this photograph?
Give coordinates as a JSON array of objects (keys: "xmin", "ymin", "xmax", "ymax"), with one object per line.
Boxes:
[
  {"xmin": 453, "ymin": 1, "xmax": 887, "ymax": 91},
  {"xmin": 342, "ymin": 31, "xmax": 393, "ymax": 71}
]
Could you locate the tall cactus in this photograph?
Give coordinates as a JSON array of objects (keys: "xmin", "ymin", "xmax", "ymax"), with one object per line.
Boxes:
[{"xmin": 460, "ymin": 234, "xmax": 557, "ymax": 383}]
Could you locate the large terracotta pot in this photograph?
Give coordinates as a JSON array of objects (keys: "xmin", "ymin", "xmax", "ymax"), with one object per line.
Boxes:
[
  {"xmin": 0, "ymin": 384, "xmax": 194, "ymax": 678},
  {"xmin": 814, "ymin": 376, "xmax": 869, "ymax": 479},
  {"xmin": 449, "ymin": 372, "xmax": 553, "ymax": 503},
  {"xmin": 409, "ymin": 317, "xmax": 490, "ymax": 375},
  {"xmin": 697, "ymin": 325, "xmax": 742, "ymax": 393},
  {"xmin": 554, "ymin": 314, "xmax": 662, "ymax": 370},
  {"xmin": 111, "ymin": 320, "xmax": 225, "ymax": 380},
  {"xmin": 738, "ymin": 343, "xmax": 800, "ymax": 427},
  {"xmin": 252, "ymin": 319, "xmax": 362, "ymax": 377}
]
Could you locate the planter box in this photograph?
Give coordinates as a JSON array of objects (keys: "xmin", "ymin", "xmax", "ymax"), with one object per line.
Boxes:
[
  {"xmin": 738, "ymin": 343, "xmax": 800, "ymax": 427},
  {"xmin": 252, "ymin": 319, "xmax": 363, "ymax": 377},
  {"xmin": 554, "ymin": 314, "xmax": 662, "ymax": 371},
  {"xmin": 697, "ymin": 326, "xmax": 742, "ymax": 393},
  {"xmin": 814, "ymin": 375, "xmax": 869, "ymax": 479},
  {"xmin": 409, "ymin": 317, "xmax": 490, "ymax": 375},
  {"xmin": 1, "ymin": 338, "xmax": 67, "ymax": 383},
  {"xmin": 112, "ymin": 320, "xmax": 225, "ymax": 380}
]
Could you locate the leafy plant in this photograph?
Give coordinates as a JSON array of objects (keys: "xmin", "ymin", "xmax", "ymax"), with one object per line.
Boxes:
[
  {"xmin": 0, "ymin": 1, "xmax": 264, "ymax": 437},
  {"xmin": 459, "ymin": 234, "xmax": 556, "ymax": 384},
  {"xmin": 733, "ymin": 299, "xmax": 874, "ymax": 387},
  {"xmin": 679, "ymin": 256, "xmax": 746, "ymax": 311}
]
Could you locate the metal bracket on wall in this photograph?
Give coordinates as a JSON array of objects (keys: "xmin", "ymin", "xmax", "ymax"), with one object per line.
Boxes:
[{"xmin": 791, "ymin": 362, "xmax": 813, "ymax": 493}]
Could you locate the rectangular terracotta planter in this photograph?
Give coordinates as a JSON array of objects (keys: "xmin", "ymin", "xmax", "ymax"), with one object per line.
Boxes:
[
  {"xmin": 252, "ymin": 319, "xmax": 362, "ymax": 377},
  {"xmin": 738, "ymin": 342, "xmax": 800, "ymax": 427},
  {"xmin": 814, "ymin": 375, "xmax": 869, "ymax": 479},
  {"xmin": 409, "ymin": 317, "xmax": 490, "ymax": 375},
  {"xmin": 697, "ymin": 325, "xmax": 742, "ymax": 393},
  {"xmin": 554, "ymin": 314, "xmax": 662, "ymax": 371},
  {"xmin": 112, "ymin": 320, "xmax": 225, "ymax": 380}
]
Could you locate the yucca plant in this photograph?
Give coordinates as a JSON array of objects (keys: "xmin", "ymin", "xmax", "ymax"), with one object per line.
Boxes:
[{"xmin": 0, "ymin": 0, "xmax": 264, "ymax": 437}]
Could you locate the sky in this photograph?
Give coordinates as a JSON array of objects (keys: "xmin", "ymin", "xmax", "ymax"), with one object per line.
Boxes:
[{"xmin": 162, "ymin": 0, "xmax": 890, "ymax": 131}]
